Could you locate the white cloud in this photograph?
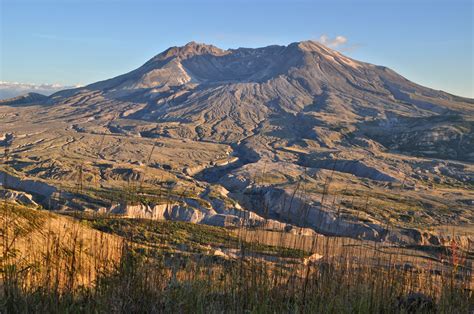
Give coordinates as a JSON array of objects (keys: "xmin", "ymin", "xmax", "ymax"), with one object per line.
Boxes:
[
  {"xmin": 318, "ymin": 34, "xmax": 348, "ymax": 48},
  {"xmin": 0, "ymin": 81, "xmax": 81, "ymax": 100}
]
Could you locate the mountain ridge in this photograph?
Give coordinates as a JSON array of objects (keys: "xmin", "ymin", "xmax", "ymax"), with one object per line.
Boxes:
[
  {"xmin": 51, "ymin": 40, "xmax": 472, "ymax": 105},
  {"xmin": 0, "ymin": 92, "xmax": 48, "ymax": 106},
  {"xmin": 30, "ymin": 41, "xmax": 473, "ymax": 161}
]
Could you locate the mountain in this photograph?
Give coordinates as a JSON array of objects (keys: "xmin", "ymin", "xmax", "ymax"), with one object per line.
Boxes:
[
  {"xmin": 1, "ymin": 41, "xmax": 473, "ymax": 244},
  {"xmin": 45, "ymin": 41, "xmax": 473, "ymax": 160},
  {"xmin": 0, "ymin": 92, "xmax": 48, "ymax": 106},
  {"xmin": 0, "ymin": 81, "xmax": 78, "ymax": 100}
]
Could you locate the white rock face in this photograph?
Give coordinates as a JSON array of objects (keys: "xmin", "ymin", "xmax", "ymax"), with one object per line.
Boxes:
[
  {"xmin": 0, "ymin": 171, "xmax": 57, "ymax": 198},
  {"xmin": 167, "ymin": 205, "xmax": 205, "ymax": 223},
  {"xmin": 101, "ymin": 201, "xmax": 263, "ymax": 227},
  {"xmin": 0, "ymin": 189, "xmax": 38, "ymax": 206},
  {"xmin": 105, "ymin": 203, "xmax": 173, "ymax": 220}
]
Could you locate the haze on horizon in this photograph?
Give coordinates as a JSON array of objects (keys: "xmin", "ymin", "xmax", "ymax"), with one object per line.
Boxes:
[{"xmin": 0, "ymin": 0, "xmax": 473, "ymax": 99}]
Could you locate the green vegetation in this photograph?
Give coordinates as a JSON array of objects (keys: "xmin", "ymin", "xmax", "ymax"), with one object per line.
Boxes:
[{"xmin": 70, "ymin": 214, "xmax": 309, "ymax": 258}]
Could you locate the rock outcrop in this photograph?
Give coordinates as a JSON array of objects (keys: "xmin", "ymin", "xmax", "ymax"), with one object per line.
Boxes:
[
  {"xmin": 0, "ymin": 189, "xmax": 38, "ymax": 206},
  {"xmin": 0, "ymin": 170, "xmax": 57, "ymax": 199}
]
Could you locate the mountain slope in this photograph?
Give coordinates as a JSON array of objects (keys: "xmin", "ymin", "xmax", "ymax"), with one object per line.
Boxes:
[
  {"xmin": 1, "ymin": 41, "xmax": 472, "ymax": 243},
  {"xmin": 0, "ymin": 92, "xmax": 48, "ymax": 106},
  {"xmin": 45, "ymin": 41, "xmax": 472, "ymax": 151}
]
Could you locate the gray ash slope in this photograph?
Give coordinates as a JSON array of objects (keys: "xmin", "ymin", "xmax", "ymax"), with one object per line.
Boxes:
[{"xmin": 45, "ymin": 40, "xmax": 473, "ymax": 162}]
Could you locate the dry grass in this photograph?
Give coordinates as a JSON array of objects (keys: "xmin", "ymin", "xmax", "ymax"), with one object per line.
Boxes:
[
  {"xmin": 1, "ymin": 203, "xmax": 122, "ymax": 296},
  {"xmin": 1, "ymin": 202, "xmax": 472, "ymax": 313}
]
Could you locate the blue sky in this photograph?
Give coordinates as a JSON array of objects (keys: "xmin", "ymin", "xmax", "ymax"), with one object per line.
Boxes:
[{"xmin": 1, "ymin": 0, "xmax": 473, "ymax": 98}]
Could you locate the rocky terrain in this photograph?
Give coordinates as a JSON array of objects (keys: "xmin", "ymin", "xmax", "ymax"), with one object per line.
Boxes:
[{"xmin": 1, "ymin": 40, "xmax": 473, "ymax": 245}]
